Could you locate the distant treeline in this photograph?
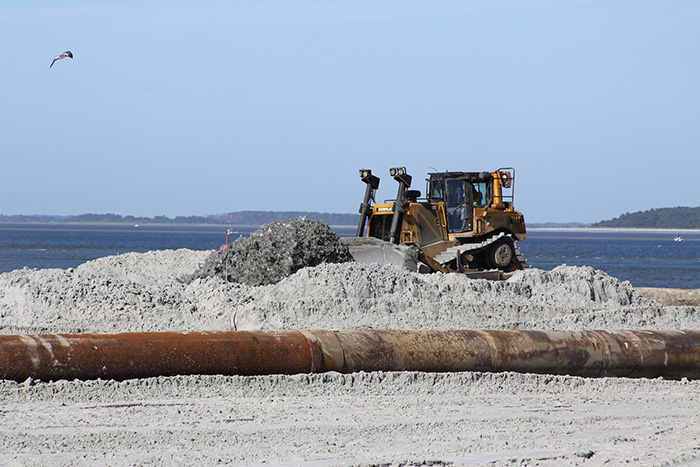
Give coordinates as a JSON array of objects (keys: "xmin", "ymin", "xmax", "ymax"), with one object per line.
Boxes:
[
  {"xmin": 209, "ymin": 211, "xmax": 359, "ymax": 226},
  {"xmin": 529, "ymin": 222, "xmax": 591, "ymax": 228},
  {"xmin": 5, "ymin": 207, "xmax": 699, "ymax": 228},
  {"xmin": 0, "ymin": 211, "xmax": 361, "ymax": 227},
  {"xmin": 592, "ymin": 206, "xmax": 700, "ymax": 229}
]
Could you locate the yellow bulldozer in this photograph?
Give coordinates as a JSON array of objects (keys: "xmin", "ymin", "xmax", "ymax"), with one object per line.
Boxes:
[{"xmin": 348, "ymin": 167, "xmax": 529, "ymax": 279}]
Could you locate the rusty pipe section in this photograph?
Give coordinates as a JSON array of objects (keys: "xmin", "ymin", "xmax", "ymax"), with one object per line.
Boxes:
[
  {"xmin": 0, "ymin": 330, "xmax": 324, "ymax": 382},
  {"xmin": 319, "ymin": 330, "xmax": 700, "ymax": 379},
  {"xmin": 1, "ymin": 329, "xmax": 700, "ymax": 381}
]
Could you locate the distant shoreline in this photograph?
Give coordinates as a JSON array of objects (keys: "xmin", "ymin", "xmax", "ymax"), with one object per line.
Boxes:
[
  {"xmin": 0, "ymin": 212, "xmax": 360, "ymax": 227},
  {"xmin": 2, "ymin": 221, "xmax": 697, "ymax": 233},
  {"xmin": 529, "ymin": 227, "xmax": 700, "ymax": 233},
  {"xmin": 0, "ymin": 221, "xmax": 359, "ymax": 230}
]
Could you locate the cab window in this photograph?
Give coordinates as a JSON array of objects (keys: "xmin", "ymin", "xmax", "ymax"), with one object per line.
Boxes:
[
  {"xmin": 428, "ymin": 180, "xmax": 444, "ymax": 200},
  {"xmin": 471, "ymin": 182, "xmax": 489, "ymax": 206},
  {"xmin": 445, "ymin": 179, "xmax": 467, "ymax": 231}
]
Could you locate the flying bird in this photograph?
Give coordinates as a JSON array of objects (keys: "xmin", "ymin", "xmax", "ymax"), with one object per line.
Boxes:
[{"xmin": 50, "ymin": 51, "xmax": 73, "ymax": 68}]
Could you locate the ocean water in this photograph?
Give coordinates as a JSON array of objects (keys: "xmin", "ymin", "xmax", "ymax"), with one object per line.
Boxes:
[
  {"xmin": 518, "ymin": 228, "xmax": 700, "ymax": 289},
  {"xmin": 0, "ymin": 223, "xmax": 698, "ymax": 289}
]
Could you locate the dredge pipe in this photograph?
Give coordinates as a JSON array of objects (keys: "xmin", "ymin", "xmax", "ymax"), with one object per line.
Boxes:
[
  {"xmin": 318, "ymin": 329, "xmax": 700, "ymax": 379},
  {"xmin": 1, "ymin": 330, "xmax": 700, "ymax": 381},
  {"xmin": 0, "ymin": 330, "xmax": 324, "ymax": 382}
]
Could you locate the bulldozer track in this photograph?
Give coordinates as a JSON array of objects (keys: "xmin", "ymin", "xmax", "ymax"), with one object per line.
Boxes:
[
  {"xmin": 432, "ymin": 232, "xmax": 530, "ymax": 270},
  {"xmin": 512, "ymin": 241, "xmax": 530, "ymax": 269}
]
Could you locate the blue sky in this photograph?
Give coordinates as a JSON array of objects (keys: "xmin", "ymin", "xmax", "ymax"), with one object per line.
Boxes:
[{"xmin": 2, "ymin": 1, "xmax": 699, "ymax": 223}]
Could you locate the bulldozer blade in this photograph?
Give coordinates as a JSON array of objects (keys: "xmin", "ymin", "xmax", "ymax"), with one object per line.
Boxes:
[
  {"xmin": 341, "ymin": 237, "xmax": 419, "ymax": 272},
  {"xmin": 460, "ymin": 270, "xmax": 505, "ymax": 280}
]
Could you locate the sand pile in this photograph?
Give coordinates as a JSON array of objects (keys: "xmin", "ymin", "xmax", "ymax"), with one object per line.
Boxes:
[
  {"xmin": 0, "ymin": 245, "xmax": 697, "ymax": 335},
  {"xmin": 232, "ymin": 262, "xmax": 688, "ymax": 331},
  {"xmin": 187, "ymin": 218, "xmax": 352, "ymax": 286}
]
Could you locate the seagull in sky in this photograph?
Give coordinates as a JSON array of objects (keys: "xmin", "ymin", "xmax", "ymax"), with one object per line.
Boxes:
[{"xmin": 50, "ymin": 51, "xmax": 73, "ymax": 68}]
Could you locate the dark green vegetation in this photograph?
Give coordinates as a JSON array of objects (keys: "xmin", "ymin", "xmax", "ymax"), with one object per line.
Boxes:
[
  {"xmin": 0, "ymin": 211, "xmax": 360, "ymax": 226},
  {"xmin": 593, "ymin": 206, "xmax": 700, "ymax": 229},
  {"xmin": 529, "ymin": 222, "xmax": 590, "ymax": 228},
  {"xmin": 5, "ymin": 206, "xmax": 699, "ymax": 228}
]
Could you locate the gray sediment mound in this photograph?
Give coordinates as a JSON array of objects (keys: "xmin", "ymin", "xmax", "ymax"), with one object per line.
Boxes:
[
  {"xmin": 1, "ymin": 244, "xmax": 697, "ymax": 335},
  {"xmin": 0, "ymin": 249, "xmax": 214, "ymax": 335},
  {"xmin": 187, "ymin": 218, "xmax": 353, "ymax": 286},
  {"xmin": 232, "ymin": 262, "xmax": 698, "ymax": 331}
]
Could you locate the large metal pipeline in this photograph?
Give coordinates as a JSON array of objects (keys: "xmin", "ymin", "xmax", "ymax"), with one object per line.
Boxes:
[
  {"xmin": 1, "ymin": 329, "xmax": 700, "ymax": 382},
  {"xmin": 0, "ymin": 330, "xmax": 324, "ymax": 382}
]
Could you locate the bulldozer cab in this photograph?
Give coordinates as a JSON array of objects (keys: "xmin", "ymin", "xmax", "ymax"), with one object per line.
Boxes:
[{"xmin": 428, "ymin": 173, "xmax": 492, "ymax": 234}]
